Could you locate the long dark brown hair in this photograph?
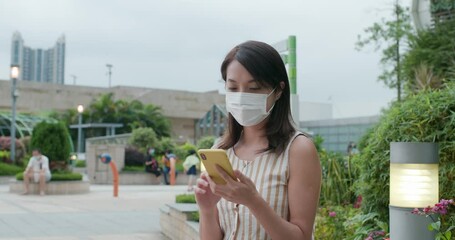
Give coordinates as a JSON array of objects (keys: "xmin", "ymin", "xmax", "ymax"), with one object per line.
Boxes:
[{"xmin": 218, "ymin": 40, "xmax": 296, "ymax": 156}]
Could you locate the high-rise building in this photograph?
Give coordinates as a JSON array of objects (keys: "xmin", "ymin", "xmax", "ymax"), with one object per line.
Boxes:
[{"xmin": 11, "ymin": 32, "xmax": 65, "ymax": 84}]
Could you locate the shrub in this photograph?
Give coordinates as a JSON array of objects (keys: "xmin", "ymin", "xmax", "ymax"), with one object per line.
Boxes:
[
  {"xmin": 319, "ymin": 150, "xmax": 358, "ymax": 206},
  {"xmin": 122, "ymin": 165, "xmax": 144, "ymax": 172},
  {"xmin": 354, "ymin": 85, "xmax": 455, "ymax": 223},
  {"xmin": 156, "ymin": 137, "xmax": 176, "ymax": 154},
  {"xmin": 0, "ymin": 162, "xmax": 24, "ymax": 176},
  {"xmin": 75, "ymin": 160, "xmax": 86, "ymax": 168},
  {"xmin": 176, "ymin": 194, "xmax": 196, "ymax": 203},
  {"xmin": 197, "ymin": 136, "xmax": 216, "ymax": 149},
  {"xmin": 128, "ymin": 127, "xmax": 158, "ymax": 153},
  {"xmin": 314, "ymin": 205, "xmax": 388, "ymax": 240},
  {"xmin": 124, "ymin": 147, "xmax": 146, "ymax": 167},
  {"xmin": 403, "ymin": 18, "xmax": 455, "ymax": 91},
  {"xmin": 31, "ymin": 121, "xmax": 71, "ymax": 170},
  {"xmin": 16, "ymin": 171, "xmax": 83, "ymax": 181},
  {"xmin": 0, "ymin": 136, "xmax": 26, "ymax": 164},
  {"xmin": 175, "ymin": 142, "xmax": 197, "ymax": 160}
]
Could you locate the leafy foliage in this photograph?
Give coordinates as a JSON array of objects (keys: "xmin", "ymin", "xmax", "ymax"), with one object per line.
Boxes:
[
  {"xmin": 124, "ymin": 147, "xmax": 146, "ymax": 167},
  {"xmin": 51, "ymin": 93, "xmax": 171, "ymax": 147},
  {"xmin": 175, "ymin": 142, "xmax": 198, "ymax": 161},
  {"xmin": 31, "ymin": 121, "xmax": 71, "ymax": 170},
  {"xmin": 122, "ymin": 165, "xmax": 145, "ymax": 172},
  {"xmin": 197, "ymin": 136, "xmax": 216, "ymax": 150},
  {"xmin": 0, "ymin": 136, "xmax": 27, "ymax": 164},
  {"xmin": 128, "ymin": 127, "xmax": 158, "ymax": 153},
  {"xmin": 319, "ymin": 150, "xmax": 358, "ymax": 206},
  {"xmin": 354, "ymin": 84, "xmax": 455, "ymax": 223},
  {"xmin": 403, "ymin": 18, "xmax": 455, "ymax": 92},
  {"xmin": 0, "ymin": 162, "xmax": 24, "ymax": 176},
  {"xmin": 314, "ymin": 205, "xmax": 389, "ymax": 240},
  {"xmin": 16, "ymin": 171, "xmax": 83, "ymax": 181},
  {"xmin": 356, "ymin": 2, "xmax": 414, "ymax": 101},
  {"xmin": 75, "ymin": 160, "xmax": 86, "ymax": 168},
  {"xmin": 156, "ymin": 137, "xmax": 177, "ymax": 155},
  {"xmin": 176, "ymin": 194, "xmax": 196, "ymax": 203}
]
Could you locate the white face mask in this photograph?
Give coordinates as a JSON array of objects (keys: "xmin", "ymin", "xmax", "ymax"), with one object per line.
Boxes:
[{"xmin": 225, "ymin": 89, "xmax": 276, "ymax": 127}]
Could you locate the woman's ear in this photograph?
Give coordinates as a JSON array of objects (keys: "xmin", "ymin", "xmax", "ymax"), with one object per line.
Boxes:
[{"xmin": 276, "ymin": 81, "xmax": 285, "ymax": 100}]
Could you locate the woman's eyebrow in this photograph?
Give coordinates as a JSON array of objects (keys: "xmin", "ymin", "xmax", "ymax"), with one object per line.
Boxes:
[{"xmin": 227, "ymin": 79, "xmax": 256, "ymax": 83}]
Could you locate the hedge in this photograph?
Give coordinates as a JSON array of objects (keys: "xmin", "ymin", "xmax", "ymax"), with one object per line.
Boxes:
[
  {"xmin": 354, "ymin": 85, "xmax": 455, "ymax": 223},
  {"xmin": 0, "ymin": 162, "xmax": 24, "ymax": 176},
  {"xmin": 16, "ymin": 172, "xmax": 83, "ymax": 181}
]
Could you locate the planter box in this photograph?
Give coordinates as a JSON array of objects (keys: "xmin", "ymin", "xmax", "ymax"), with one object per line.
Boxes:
[
  {"xmin": 9, "ymin": 179, "xmax": 90, "ymax": 195},
  {"xmin": 0, "ymin": 176, "xmax": 14, "ymax": 184},
  {"xmin": 160, "ymin": 203, "xmax": 199, "ymax": 240},
  {"xmin": 92, "ymin": 171, "xmax": 195, "ymax": 185}
]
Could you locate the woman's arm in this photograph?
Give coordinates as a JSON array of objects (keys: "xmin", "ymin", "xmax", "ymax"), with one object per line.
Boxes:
[
  {"xmin": 214, "ymin": 136, "xmax": 321, "ymax": 240},
  {"xmin": 199, "ymin": 207, "xmax": 223, "ymax": 240},
  {"xmin": 196, "ymin": 173, "xmax": 223, "ymax": 240},
  {"xmin": 248, "ymin": 136, "xmax": 321, "ymax": 239}
]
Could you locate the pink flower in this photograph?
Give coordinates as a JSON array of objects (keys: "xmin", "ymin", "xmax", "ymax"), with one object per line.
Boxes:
[
  {"xmin": 365, "ymin": 237, "xmax": 373, "ymax": 240},
  {"xmin": 329, "ymin": 211, "xmax": 336, "ymax": 217},
  {"xmin": 423, "ymin": 206, "xmax": 432, "ymax": 214},
  {"xmin": 411, "ymin": 208, "xmax": 420, "ymax": 215}
]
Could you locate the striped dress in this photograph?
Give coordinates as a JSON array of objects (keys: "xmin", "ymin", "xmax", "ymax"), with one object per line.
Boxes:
[{"xmin": 217, "ymin": 131, "xmax": 305, "ymax": 240}]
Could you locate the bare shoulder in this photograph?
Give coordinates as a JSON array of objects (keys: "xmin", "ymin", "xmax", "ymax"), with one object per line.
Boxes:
[{"xmin": 288, "ymin": 135, "xmax": 320, "ymax": 172}]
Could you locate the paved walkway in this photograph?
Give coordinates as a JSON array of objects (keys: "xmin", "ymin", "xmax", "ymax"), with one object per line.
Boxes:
[{"xmin": 0, "ymin": 184, "xmax": 189, "ymax": 240}]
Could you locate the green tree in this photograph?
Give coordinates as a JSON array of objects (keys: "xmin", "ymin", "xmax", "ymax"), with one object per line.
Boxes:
[
  {"xmin": 403, "ymin": 18, "xmax": 455, "ymax": 92},
  {"xmin": 128, "ymin": 127, "xmax": 159, "ymax": 153},
  {"xmin": 31, "ymin": 122, "xmax": 71, "ymax": 171},
  {"xmin": 196, "ymin": 136, "xmax": 216, "ymax": 150},
  {"xmin": 156, "ymin": 137, "xmax": 177, "ymax": 155},
  {"xmin": 51, "ymin": 93, "xmax": 171, "ymax": 144},
  {"xmin": 356, "ymin": 1, "xmax": 414, "ymax": 102}
]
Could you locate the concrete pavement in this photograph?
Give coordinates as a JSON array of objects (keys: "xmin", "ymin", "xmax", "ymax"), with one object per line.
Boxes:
[{"xmin": 0, "ymin": 184, "xmax": 190, "ymax": 240}]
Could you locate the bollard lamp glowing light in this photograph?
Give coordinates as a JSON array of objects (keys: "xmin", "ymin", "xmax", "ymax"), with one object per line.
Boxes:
[
  {"xmin": 390, "ymin": 142, "xmax": 439, "ymax": 208},
  {"xmin": 390, "ymin": 163, "xmax": 439, "ymax": 208},
  {"xmin": 11, "ymin": 65, "xmax": 19, "ymax": 79},
  {"xmin": 389, "ymin": 142, "xmax": 439, "ymax": 240}
]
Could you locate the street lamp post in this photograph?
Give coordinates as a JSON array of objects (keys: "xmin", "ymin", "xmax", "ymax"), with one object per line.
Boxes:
[
  {"xmin": 10, "ymin": 65, "xmax": 20, "ymax": 164},
  {"xmin": 77, "ymin": 105, "xmax": 84, "ymax": 155}
]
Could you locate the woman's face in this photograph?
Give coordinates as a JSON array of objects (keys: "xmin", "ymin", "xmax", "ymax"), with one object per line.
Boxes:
[{"xmin": 225, "ymin": 60, "xmax": 278, "ymax": 112}]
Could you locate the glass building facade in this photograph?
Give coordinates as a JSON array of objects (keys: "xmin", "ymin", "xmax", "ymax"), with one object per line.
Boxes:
[{"xmin": 301, "ymin": 116, "xmax": 379, "ymax": 153}]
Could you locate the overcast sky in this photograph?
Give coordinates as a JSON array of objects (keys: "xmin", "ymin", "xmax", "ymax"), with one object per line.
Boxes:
[{"xmin": 0, "ymin": 0, "xmax": 409, "ymax": 118}]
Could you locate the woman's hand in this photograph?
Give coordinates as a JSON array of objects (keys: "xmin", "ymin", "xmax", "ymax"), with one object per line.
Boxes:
[
  {"xmin": 211, "ymin": 165, "xmax": 260, "ymax": 207},
  {"xmin": 195, "ymin": 172, "xmax": 221, "ymax": 212}
]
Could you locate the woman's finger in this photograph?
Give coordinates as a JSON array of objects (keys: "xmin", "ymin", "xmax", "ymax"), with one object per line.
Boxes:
[
  {"xmin": 215, "ymin": 165, "xmax": 235, "ymax": 184},
  {"xmin": 196, "ymin": 178, "xmax": 209, "ymax": 188},
  {"xmin": 234, "ymin": 170, "xmax": 251, "ymax": 184},
  {"xmin": 194, "ymin": 187, "xmax": 206, "ymax": 194}
]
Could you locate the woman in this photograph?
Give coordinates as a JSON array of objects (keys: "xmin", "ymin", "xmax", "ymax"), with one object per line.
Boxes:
[
  {"xmin": 145, "ymin": 148, "xmax": 161, "ymax": 178},
  {"xmin": 195, "ymin": 41, "xmax": 321, "ymax": 240},
  {"xmin": 183, "ymin": 149, "xmax": 200, "ymax": 191}
]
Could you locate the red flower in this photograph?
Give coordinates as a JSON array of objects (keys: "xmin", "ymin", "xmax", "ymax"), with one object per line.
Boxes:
[{"xmin": 329, "ymin": 211, "xmax": 336, "ymax": 217}]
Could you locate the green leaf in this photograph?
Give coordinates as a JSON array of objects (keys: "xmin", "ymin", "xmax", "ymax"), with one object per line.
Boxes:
[
  {"xmin": 431, "ymin": 221, "xmax": 441, "ymax": 231},
  {"xmin": 444, "ymin": 231, "xmax": 451, "ymax": 240},
  {"xmin": 428, "ymin": 223, "xmax": 434, "ymax": 231}
]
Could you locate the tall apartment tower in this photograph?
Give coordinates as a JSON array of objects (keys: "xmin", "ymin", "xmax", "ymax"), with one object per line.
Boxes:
[{"xmin": 11, "ymin": 32, "xmax": 65, "ymax": 84}]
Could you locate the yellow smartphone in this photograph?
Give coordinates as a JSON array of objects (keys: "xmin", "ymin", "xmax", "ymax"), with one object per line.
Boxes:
[{"xmin": 197, "ymin": 149, "xmax": 236, "ymax": 185}]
